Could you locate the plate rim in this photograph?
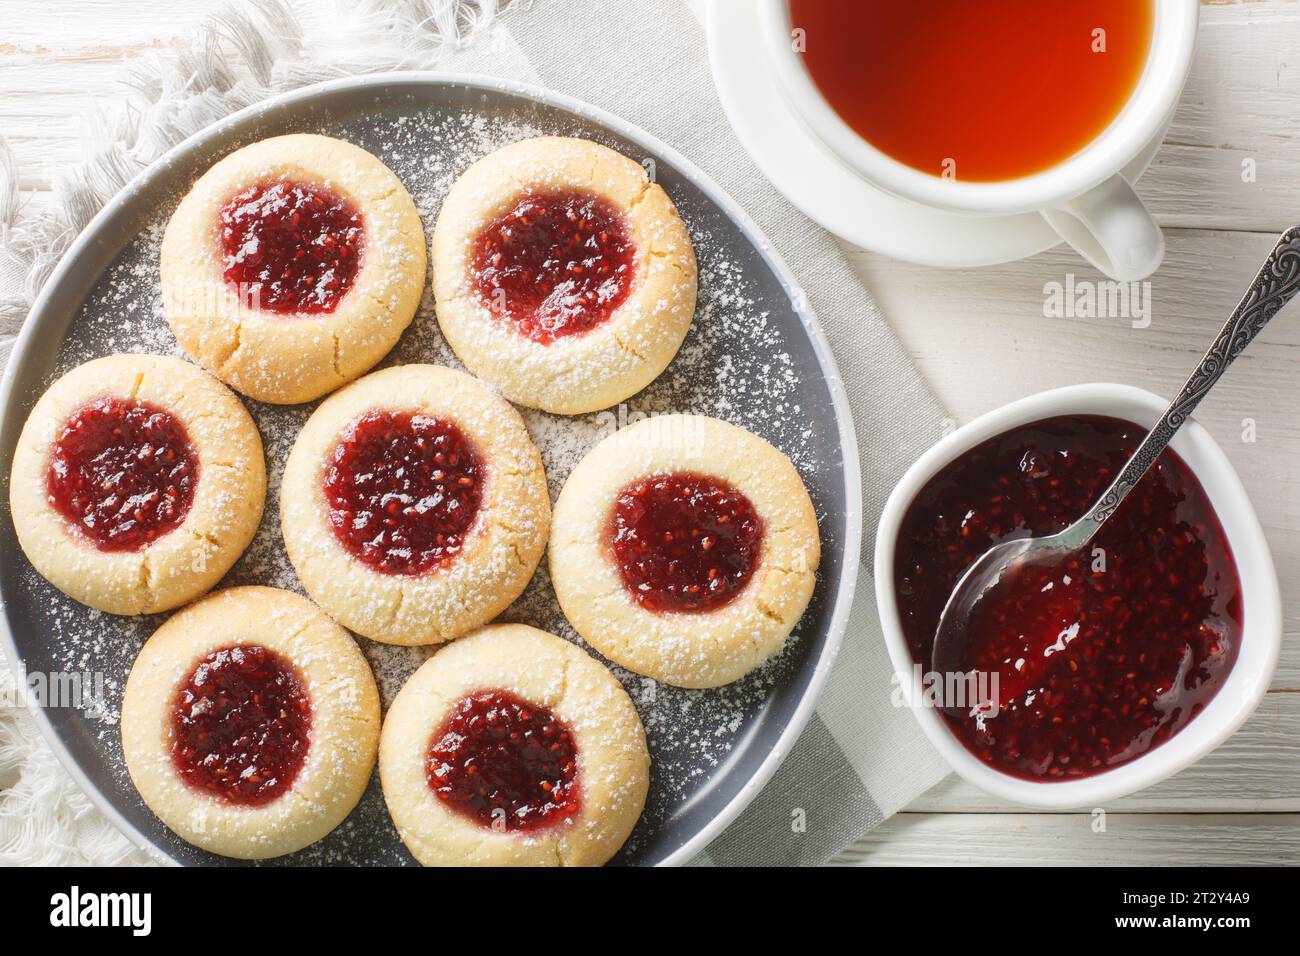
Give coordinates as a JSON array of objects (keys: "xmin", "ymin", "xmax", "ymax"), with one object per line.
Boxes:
[{"xmin": 0, "ymin": 70, "xmax": 864, "ymax": 867}]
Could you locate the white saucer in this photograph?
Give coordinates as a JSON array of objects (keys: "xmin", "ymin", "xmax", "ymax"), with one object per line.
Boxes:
[{"xmin": 704, "ymin": 0, "xmax": 1168, "ymax": 268}]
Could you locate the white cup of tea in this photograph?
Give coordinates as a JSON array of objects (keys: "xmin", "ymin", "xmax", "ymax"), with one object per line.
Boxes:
[{"xmin": 759, "ymin": 0, "xmax": 1199, "ymax": 281}]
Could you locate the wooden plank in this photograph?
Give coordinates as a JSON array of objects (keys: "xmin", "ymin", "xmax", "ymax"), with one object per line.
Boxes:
[
  {"xmin": 906, "ymin": 691, "xmax": 1300, "ymax": 813},
  {"xmin": 0, "ymin": 0, "xmax": 300, "ymax": 187},
  {"xmin": 833, "ymin": 812, "xmax": 1300, "ymax": 865},
  {"xmin": 1143, "ymin": 1, "xmax": 1300, "ymax": 233},
  {"xmin": 0, "ymin": 1, "xmax": 228, "ymax": 50},
  {"xmin": 0, "ymin": 62, "xmax": 142, "ymax": 190}
]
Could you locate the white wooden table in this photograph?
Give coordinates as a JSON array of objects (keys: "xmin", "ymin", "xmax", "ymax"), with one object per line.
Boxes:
[{"xmin": 2, "ymin": 0, "xmax": 1296, "ymax": 865}]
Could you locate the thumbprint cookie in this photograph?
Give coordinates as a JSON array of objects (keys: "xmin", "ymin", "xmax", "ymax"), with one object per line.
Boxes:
[
  {"xmin": 161, "ymin": 134, "xmax": 426, "ymax": 404},
  {"xmin": 9, "ymin": 354, "xmax": 264, "ymax": 615},
  {"xmin": 280, "ymin": 364, "xmax": 550, "ymax": 646},
  {"xmin": 432, "ymin": 136, "xmax": 697, "ymax": 415},
  {"xmin": 379, "ymin": 624, "xmax": 649, "ymax": 866},
  {"xmin": 549, "ymin": 414, "xmax": 820, "ymax": 688},
  {"xmin": 121, "ymin": 587, "xmax": 380, "ymax": 859}
]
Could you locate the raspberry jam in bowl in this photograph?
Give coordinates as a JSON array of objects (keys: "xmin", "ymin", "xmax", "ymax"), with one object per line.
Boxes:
[{"xmin": 875, "ymin": 385, "xmax": 1280, "ymax": 807}]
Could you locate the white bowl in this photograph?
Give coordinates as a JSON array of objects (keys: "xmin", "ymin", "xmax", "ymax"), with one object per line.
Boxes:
[{"xmin": 874, "ymin": 384, "xmax": 1280, "ymax": 808}]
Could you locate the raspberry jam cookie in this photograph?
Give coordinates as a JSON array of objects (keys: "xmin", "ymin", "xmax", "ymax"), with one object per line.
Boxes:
[
  {"xmin": 280, "ymin": 364, "xmax": 550, "ymax": 645},
  {"xmin": 161, "ymin": 134, "xmax": 426, "ymax": 405},
  {"xmin": 380, "ymin": 624, "xmax": 649, "ymax": 866},
  {"xmin": 432, "ymin": 136, "xmax": 697, "ymax": 415},
  {"xmin": 121, "ymin": 587, "xmax": 380, "ymax": 859},
  {"xmin": 550, "ymin": 415, "xmax": 820, "ymax": 688},
  {"xmin": 9, "ymin": 354, "xmax": 264, "ymax": 615}
]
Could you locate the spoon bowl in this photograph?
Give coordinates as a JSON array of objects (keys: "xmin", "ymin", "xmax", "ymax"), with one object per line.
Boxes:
[{"xmin": 930, "ymin": 533, "xmax": 1042, "ymax": 716}]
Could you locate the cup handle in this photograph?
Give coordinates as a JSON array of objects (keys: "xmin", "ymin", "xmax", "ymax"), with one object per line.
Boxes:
[{"xmin": 1040, "ymin": 174, "xmax": 1165, "ymax": 282}]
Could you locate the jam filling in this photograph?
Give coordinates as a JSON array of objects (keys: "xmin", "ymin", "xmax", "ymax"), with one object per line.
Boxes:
[
  {"xmin": 219, "ymin": 179, "xmax": 364, "ymax": 315},
  {"xmin": 470, "ymin": 188, "xmax": 635, "ymax": 343},
  {"xmin": 170, "ymin": 645, "xmax": 312, "ymax": 807},
  {"xmin": 426, "ymin": 689, "xmax": 580, "ymax": 832},
  {"xmin": 323, "ymin": 410, "xmax": 484, "ymax": 576},
  {"xmin": 45, "ymin": 396, "xmax": 198, "ymax": 552},
  {"xmin": 610, "ymin": 471, "xmax": 763, "ymax": 614},
  {"xmin": 895, "ymin": 415, "xmax": 1242, "ymax": 781}
]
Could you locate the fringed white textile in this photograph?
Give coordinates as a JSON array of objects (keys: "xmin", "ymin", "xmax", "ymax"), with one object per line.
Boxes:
[{"xmin": 0, "ymin": 666, "xmax": 149, "ymax": 865}]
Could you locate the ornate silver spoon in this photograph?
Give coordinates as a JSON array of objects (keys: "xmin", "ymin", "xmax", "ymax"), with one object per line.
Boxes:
[{"xmin": 931, "ymin": 226, "xmax": 1300, "ymax": 709}]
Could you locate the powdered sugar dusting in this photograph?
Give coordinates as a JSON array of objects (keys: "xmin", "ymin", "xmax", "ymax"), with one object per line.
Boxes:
[{"xmin": 11, "ymin": 92, "xmax": 845, "ymax": 866}]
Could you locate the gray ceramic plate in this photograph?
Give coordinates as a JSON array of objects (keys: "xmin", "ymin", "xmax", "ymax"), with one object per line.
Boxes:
[{"xmin": 0, "ymin": 74, "xmax": 861, "ymax": 866}]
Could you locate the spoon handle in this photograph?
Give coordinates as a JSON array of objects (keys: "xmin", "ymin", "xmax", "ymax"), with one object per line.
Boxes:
[{"xmin": 1082, "ymin": 225, "xmax": 1300, "ymax": 530}]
